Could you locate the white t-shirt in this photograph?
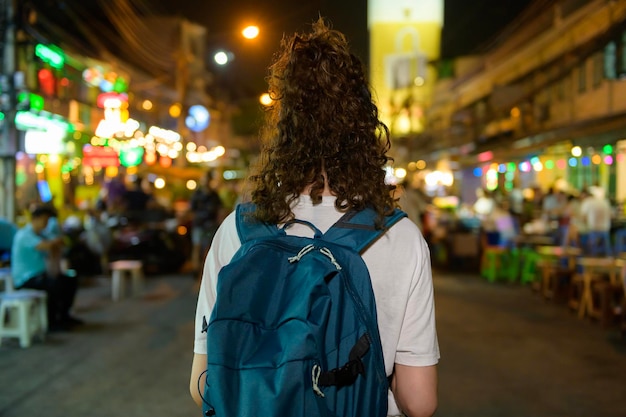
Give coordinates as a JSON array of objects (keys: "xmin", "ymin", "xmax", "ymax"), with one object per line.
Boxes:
[
  {"xmin": 580, "ymin": 196, "xmax": 612, "ymax": 232},
  {"xmin": 193, "ymin": 195, "xmax": 440, "ymax": 415}
]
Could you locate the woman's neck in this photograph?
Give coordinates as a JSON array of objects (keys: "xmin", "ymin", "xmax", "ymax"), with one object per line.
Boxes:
[{"xmin": 302, "ymin": 182, "xmax": 333, "ymax": 196}]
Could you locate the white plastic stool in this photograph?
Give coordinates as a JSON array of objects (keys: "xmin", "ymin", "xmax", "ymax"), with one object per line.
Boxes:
[
  {"xmin": 0, "ymin": 267, "xmax": 13, "ymax": 292},
  {"xmin": 109, "ymin": 260, "xmax": 144, "ymax": 301},
  {"xmin": 0, "ymin": 292, "xmax": 48, "ymax": 348}
]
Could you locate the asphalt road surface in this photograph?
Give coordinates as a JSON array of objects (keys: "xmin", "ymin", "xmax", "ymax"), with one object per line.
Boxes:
[{"xmin": 1, "ymin": 269, "xmax": 624, "ymax": 417}]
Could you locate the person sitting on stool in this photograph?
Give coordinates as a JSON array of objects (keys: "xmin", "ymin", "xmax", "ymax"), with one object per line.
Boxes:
[{"xmin": 10, "ymin": 205, "xmax": 83, "ymax": 331}]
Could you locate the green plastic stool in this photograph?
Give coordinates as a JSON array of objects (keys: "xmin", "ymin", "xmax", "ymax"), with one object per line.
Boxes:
[
  {"xmin": 519, "ymin": 248, "xmax": 541, "ymax": 285},
  {"xmin": 481, "ymin": 246, "xmax": 509, "ymax": 283},
  {"xmin": 505, "ymin": 247, "xmax": 521, "ymax": 283}
]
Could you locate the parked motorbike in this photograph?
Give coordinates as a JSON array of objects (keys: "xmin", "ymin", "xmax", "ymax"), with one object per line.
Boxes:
[{"xmin": 106, "ymin": 209, "xmax": 189, "ymax": 275}]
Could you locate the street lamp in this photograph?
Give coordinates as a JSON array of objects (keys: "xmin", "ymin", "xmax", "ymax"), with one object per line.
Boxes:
[
  {"xmin": 259, "ymin": 93, "xmax": 272, "ymax": 106},
  {"xmin": 212, "ymin": 24, "xmax": 259, "ymax": 66},
  {"xmin": 242, "ymin": 25, "xmax": 259, "ymax": 40},
  {"xmin": 214, "ymin": 51, "xmax": 230, "ymax": 65}
]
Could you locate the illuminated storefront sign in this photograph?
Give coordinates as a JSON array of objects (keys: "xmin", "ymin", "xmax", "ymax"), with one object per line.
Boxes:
[
  {"xmin": 83, "ymin": 67, "xmax": 129, "ymax": 93},
  {"xmin": 17, "ymin": 111, "xmax": 72, "ymax": 155},
  {"xmin": 17, "ymin": 92, "xmax": 45, "ymax": 112},
  {"xmin": 82, "ymin": 145, "xmax": 120, "ymax": 167},
  {"xmin": 97, "ymin": 92, "xmax": 128, "ymax": 109},
  {"xmin": 119, "ymin": 146, "xmax": 144, "ymax": 167},
  {"xmin": 94, "ymin": 92, "xmax": 136, "ymax": 138},
  {"xmin": 15, "ymin": 111, "xmax": 72, "ymax": 134},
  {"xmin": 37, "ymin": 69, "xmax": 56, "ymax": 96},
  {"xmin": 95, "ymin": 118, "xmax": 140, "ymax": 139},
  {"xmin": 24, "ymin": 131, "xmax": 65, "ymax": 154},
  {"xmin": 148, "ymin": 126, "xmax": 180, "ymax": 142},
  {"xmin": 35, "ymin": 44, "xmax": 65, "ymax": 69}
]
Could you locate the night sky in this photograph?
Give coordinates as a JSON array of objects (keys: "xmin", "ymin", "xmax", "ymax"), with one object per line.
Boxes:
[
  {"xmin": 153, "ymin": 0, "xmax": 534, "ymax": 98},
  {"xmin": 26, "ymin": 0, "xmax": 533, "ymax": 103},
  {"xmin": 153, "ymin": 0, "xmax": 370, "ymax": 101},
  {"xmin": 441, "ymin": 0, "xmax": 535, "ymax": 58}
]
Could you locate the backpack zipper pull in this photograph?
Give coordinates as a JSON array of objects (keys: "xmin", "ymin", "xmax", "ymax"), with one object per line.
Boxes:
[
  {"xmin": 312, "ymin": 364, "xmax": 325, "ymax": 397},
  {"xmin": 288, "ymin": 244, "xmax": 315, "ymax": 263},
  {"xmin": 320, "ymin": 247, "xmax": 342, "ymax": 270}
]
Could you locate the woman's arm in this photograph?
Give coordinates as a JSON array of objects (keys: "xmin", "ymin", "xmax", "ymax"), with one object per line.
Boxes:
[
  {"xmin": 391, "ymin": 364, "xmax": 438, "ymax": 417},
  {"xmin": 189, "ymin": 353, "xmax": 208, "ymax": 407}
]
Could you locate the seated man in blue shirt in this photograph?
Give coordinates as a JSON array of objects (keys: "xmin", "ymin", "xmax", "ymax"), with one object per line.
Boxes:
[
  {"xmin": 0, "ymin": 217, "xmax": 17, "ymax": 265},
  {"xmin": 11, "ymin": 205, "xmax": 82, "ymax": 330}
]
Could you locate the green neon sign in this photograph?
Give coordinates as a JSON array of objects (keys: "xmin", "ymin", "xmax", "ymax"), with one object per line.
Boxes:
[
  {"xmin": 15, "ymin": 110, "xmax": 73, "ymax": 133},
  {"xmin": 120, "ymin": 147, "xmax": 144, "ymax": 167},
  {"xmin": 113, "ymin": 77, "xmax": 129, "ymax": 93},
  {"xmin": 17, "ymin": 92, "xmax": 45, "ymax": 111},
  {"xmin": 35, "ymin": 44, "xmax": 65, "ymax": 69}
]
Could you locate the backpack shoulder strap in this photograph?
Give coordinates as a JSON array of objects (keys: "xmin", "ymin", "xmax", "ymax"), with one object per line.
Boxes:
[
  {"xmin": 322, "ymin": 207, "xmax": 407, "ymax": 253},
  {"xmin": 235, "ymin": 202, "xmax": 284, "ymax": 243}
]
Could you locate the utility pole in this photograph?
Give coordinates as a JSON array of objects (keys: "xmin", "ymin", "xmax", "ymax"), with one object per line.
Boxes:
[{"xmin": 0, "ymin": 0, "xmax": 17, "ymax": 221}]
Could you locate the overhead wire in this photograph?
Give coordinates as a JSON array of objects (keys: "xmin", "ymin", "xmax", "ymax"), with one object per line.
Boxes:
[
  {"xmin": 108, "ymin": 0, "xmax": 171, "ymax": 54},
  {"xmin": 98, "ymin": 0, "xmax": 177, "ymax": 73},
  {"xmin": 24, "ymin": 0, "xmax": 181, "ymax": 92},
  {"xmin": 24, "ymin": 1, "xmax": 117, "ymax": 52}
]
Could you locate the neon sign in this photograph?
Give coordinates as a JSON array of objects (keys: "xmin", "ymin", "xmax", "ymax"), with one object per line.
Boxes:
[
  {"xmin": 83, "ymin": 145, "xmax": 120, "ymax": 167},
  {"xmin": 35, "ymin": 44, "xmax": 65, "ymax": 69},
  {"xmin": 15, "ymin": 111, "xmax": 72, "ymax": 134}
]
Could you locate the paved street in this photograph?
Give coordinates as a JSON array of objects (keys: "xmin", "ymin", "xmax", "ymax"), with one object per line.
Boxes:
[{"xmin": 1, "ymin": 269, "xmax": 625, "ymax": 417}]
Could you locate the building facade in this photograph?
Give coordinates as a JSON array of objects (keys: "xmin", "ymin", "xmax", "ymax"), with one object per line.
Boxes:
[
  {"xmin": 417, "ymin": 0, "xmax": 626, "ymax": 206},
  {"xmin": 1, "ymin": 1, "xmax": 223, "ymax": 221}
]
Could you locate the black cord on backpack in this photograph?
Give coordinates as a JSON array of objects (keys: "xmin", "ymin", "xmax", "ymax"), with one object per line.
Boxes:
[{"xmin": 197, "ymin": 369, "xmax": 215, "ymax": 416}]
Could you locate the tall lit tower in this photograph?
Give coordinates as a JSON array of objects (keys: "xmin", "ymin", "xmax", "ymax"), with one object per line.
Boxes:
[{"xmin": 368, "ymin": 0, "xmax": 443, "ymax": 153}]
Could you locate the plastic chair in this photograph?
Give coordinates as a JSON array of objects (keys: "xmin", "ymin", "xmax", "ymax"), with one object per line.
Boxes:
[
  {"xmin": 480, "ymin": 232, "xmax": 518, "ymax": 283},
  {"xmin": 519, "ymin": 248, "xmax": 541, "ymax": 285},
  {"xmin": 0, "ymin": 291, "xmax": 47, "ymax": 348},
  {"xmin": 109, "ymin": 260, "xmax": 144, "ymax": 301},
  {"xmin": 481, "ymin": 246, "xmax": 508, "ymax": 282},
  {"xmin": 0, "ymin": 267, "xmax": 13, "ymax": 292},
  {"xmin": 0, "ymin": 269, "xmax": 48, "ymax": 348}
]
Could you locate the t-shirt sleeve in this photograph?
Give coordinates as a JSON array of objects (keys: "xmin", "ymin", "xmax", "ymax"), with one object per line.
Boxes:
[
  {"xmin": 394, "ymin": 228, "xmax": 440, "ymax": 367},
  {"xmin": 193, "ymin": 211, "xmax": 241, "ymax": 354}
]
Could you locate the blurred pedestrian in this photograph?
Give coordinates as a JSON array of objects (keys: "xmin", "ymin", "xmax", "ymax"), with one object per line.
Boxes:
[
  {"xmin": 10, "ymin": 205, "xmax": 82, "ymax": 331},
  {"xmin": 189, "ymin": 170, "xmax": 224, "ymax": 273},
  {"xmin": 473, "ymin": 187, "xmax": 495, "ymax": 220},
  {"xmin": 101, "ymin": 170, "xmax": 127, "ymax": 215},
  {"xmin": 580, "ymin": 185, "xmax": 612, "ymax": 255},
  {"xmin": 189, "ymin": 18, "xmax": 439, "ymax": 417},
  {"xmin": 399, "ymin": 177, "xmax": 430, "ymax": 231},
  {"xmin": 122, "ymin": 175, "xmax": 157, "ymax": 223},
  {"xmin": 83, "ymin": 207, "xmax": 113, "ymax": 275},
  {"xmin": 483, "ymin": 200, "xmax": 519, "ymax": 248}
]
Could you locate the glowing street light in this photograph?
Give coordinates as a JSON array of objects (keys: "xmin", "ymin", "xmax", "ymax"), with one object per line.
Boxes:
[
  {"xmin": 214, "ymin": 51, "xmax": 230, "ymax": 65},
  {"xmin": 242, "ymin": 25, "xmax": 259, "ymax": 39},
  {"xmin": 259, "ymin": 93, "xmax": 273, "ymax": 106}
]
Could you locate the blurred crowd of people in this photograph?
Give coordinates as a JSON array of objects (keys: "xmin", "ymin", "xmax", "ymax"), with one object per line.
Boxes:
[
  {"xmin": 473, "ymin": 183, "xmax": 616, "ymax": 248},
  {"xmin": 397, "ymin": 177, "xmax": 623, "ymax": 259},
  {"xmin": 0, "ymin": 168, "xmax": 241, "ymax": 333}
]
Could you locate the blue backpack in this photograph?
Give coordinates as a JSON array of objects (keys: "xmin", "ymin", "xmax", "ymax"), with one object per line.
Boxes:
[{"xmin": 200, "ymin": 202, "xmax": 406, "ymax": 417}]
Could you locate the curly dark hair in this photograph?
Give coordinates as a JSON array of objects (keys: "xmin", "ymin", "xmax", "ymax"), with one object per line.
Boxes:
[{"xmin": 248, "ymin": 17, "xmax": 395, "ymax": 225}]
